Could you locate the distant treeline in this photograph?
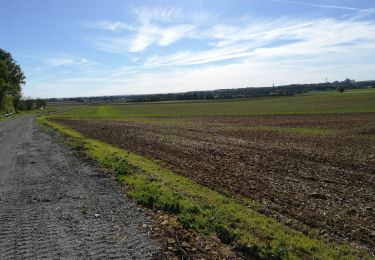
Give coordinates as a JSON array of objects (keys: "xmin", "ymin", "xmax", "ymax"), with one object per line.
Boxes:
[
  {"xmin": 18, "ymin": 98, "xmax": 47, "ymax": 111},
  {"xmin": 48, "ymin": 79, "xmax": 375, "ymax": 103}
]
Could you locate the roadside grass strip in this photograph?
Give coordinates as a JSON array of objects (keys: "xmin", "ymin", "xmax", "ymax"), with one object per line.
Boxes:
[
  {"xmin": 0, "ymin": 112, "xmax": 20, "ymax": 122},
  {"xmin": 40, "ymin": 117, "xmax": 371, "ymax": 260}
]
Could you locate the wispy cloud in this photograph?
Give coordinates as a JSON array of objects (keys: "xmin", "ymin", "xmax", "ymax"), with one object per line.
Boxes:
[
  {"xmin": 86, "ymin": 6, "xmax": 215, "ymax": 53},
  {"xmin": 83, "ymin": 20, "xmax": 134, "ymax": 31},
  {"xmin": 130, "ymin": 23, "xmax": 196, "ymax": 52},
  {"xmin": 45, "ymin": 55, "xmax": 96, "ymax": 67},
  {"xmin": 25, "ymin": 4, "xmax": 375, "ymax": 98},
  {"xmin": 133, "ymin": 6, "xmax": 183, "ymax": 23},
  {"xmin": 272, "ymin": 0, "xmax": 368, "ymax": 12},
  {"xmin": 90, "ymin": 22, "xmax": 196, "ymax": 54},
  {"xmin": 132, "ymin": 6, "xmax": 218, "ymax": 24},
  {"xmin": 142, "ymin": 17, "xmax": 375, "ymax": 68},
  {"xmin": 87, "ymin": 4, "xmax": 375, "ymax": 61}
]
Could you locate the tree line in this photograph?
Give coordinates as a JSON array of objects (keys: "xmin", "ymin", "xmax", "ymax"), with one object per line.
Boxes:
[
  {"xmin": 18, "ymin": 98, "xmax": 47, "ymax": 111},
  {"xmin": 50, "ymin": 79, "xmax": 375, "ymax": 103}
]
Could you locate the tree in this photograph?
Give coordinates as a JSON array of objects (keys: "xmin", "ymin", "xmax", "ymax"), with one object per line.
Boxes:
[
  {"xmin": 25, "ymin": 99, "xmax": 34, "ymax": 111},
  {"xmin": 338, "ymin": 87, "xmax": 345, "ymax": 94},
  {"xmin": 0, "ymin": 61, "xmax": 9, "ymax": 83},
  {"xmin": 0, "ymin": 49, "xmax": 26, "ymax": 111},
  {"xmin": 0, "ymin": 61, "xmax": 10, "ymax": 111},
  {"xmin": 17, "ymin": 99, "xmax": 27, "ymax": 111}
]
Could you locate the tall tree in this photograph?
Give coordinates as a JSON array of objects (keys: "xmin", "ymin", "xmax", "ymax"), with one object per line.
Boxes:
[
  {"xmin": 0, "ymin": 61, "xmax": 10, "ymax": 110},
  {"xmin": 0, "ymin": 49, "xmax": 26, "ymax": 111}
]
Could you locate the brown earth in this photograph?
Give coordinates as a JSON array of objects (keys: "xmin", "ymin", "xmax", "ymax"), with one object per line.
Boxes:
[{"xmin": 55, "ymin": 113, "xmax": 375, "ymax": 252}]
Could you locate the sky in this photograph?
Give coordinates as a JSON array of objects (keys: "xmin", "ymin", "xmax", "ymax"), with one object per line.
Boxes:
[{"xmin": 0, "ymin": 0, "xmax": 375, "ymax": 98}]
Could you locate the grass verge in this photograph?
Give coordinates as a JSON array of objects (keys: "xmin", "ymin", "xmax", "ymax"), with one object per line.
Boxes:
[
  {"xmin": 39, "ymin": 116, "xmax": 371, "ymax": 259},
  {"xmin": 0, "ymin": 112, "xmax": 21, "ymax": 122}
]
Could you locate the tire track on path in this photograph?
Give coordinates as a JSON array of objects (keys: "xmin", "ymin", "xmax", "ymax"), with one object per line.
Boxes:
[{"xmin": 0, "ymin": 115, "xmax": 158, "ymax": 259}]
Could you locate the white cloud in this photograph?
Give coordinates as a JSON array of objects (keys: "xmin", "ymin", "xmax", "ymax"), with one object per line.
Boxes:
[
  {"xmin": 132, "ymin": 6, "xmax": 217, "ymax": 25},
  {"xmin": 86, "ymin": 5, "xmax": 375, "ymax": 60},
  {"xmin": 83, "ymin": 20, "xmax": 134, "ymax": 31},
  {"xmin": 90, "ymin": 36, "xmax": 130, "ymax": 54},
  {"xmin": 133, "ymin": 6, "xmax": 183, "ymax": 24},
  {"xmin": 158, "ymin": 24, "xmax": 195, "ymax": 46},
  {"xmin": 272, "ymin": 0, "xmax": 368, "ymax": 12},
  {"xmin": 86, "ymin": 6, "xmax": 212, "ymax": 53},
  {"xmin": 45, "ymin": 56, "xmax": 95, "ymax": 67},
  {"xmin": 25, "ymin": 6, "xmax": 375, "ymax": 98},
  {"xmin": 142, "ymin": 17, "xmax": 375, "ymax": 68},
  {"xmin": 144, "ymin": 44, "xmax": 254, "ymax": 68},
  {"xmin": 92, "ymin": 23, "xmax": 197, "ymax": 53}
]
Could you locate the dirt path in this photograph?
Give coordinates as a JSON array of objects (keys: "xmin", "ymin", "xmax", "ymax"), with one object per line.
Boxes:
[{"xmin": 0, "ymin": 116, "xmax": 158, "ymax": 259}]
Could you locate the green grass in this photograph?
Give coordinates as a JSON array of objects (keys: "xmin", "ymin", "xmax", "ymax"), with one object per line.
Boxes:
[
  {"xmin": 52, "ymin": 89, "xmax": 375, "ymax": 120},
  {"xmin": 302, "ymin": 88, "xmax": 375, "ymax": 95},
  {"xmin": 33, "ymin": 103, "xmax": 87, "ymax": 115},
  {"xmin": 0, "ymin": 110, "xmax": 10, "ymax": 121},
  {"xmin": 0, "ymin": 111, "xmax": 20, "ymax": 122},
  {"xmin": 39, "ymin": 116, "xmax": 371, "ymax": 260},
  {"xmin": 0, "ymin": 112, "xmax": 5, "ymax": 122},
  {"xmin": 252, "ymin": 126, "xmax": 337, "ymax": 136}
]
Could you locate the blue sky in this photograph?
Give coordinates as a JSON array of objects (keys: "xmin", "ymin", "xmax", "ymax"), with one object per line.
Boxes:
[{"xmin": 1, "ymin": 0, "xmax": 375, "ymax": 98}]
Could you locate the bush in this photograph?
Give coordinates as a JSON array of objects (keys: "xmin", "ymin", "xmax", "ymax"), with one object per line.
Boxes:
[{"xmin": 0, "ymin": 94, "xmax": 14, "ymax": 114}]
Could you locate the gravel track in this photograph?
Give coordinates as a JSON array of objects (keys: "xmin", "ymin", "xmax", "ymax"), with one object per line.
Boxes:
[{"xmin": 0, "ymin": 115, "xmax": 159, "ymax": 259}]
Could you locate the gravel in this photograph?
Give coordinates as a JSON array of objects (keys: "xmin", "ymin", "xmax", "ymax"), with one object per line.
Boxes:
[{"xmin": 0, "ymin": 115, "xmax": 159, "ymax": 259}]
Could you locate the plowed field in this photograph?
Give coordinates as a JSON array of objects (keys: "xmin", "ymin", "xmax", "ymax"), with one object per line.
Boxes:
[{"xmin": 55, "ymin": 112, "xmax": 375, "ymax": 251}]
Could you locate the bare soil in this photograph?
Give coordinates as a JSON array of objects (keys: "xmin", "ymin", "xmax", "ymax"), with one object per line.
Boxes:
[{"xmin": 55, "ymin": 113, "xmax": 375, "ymax": 252}]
